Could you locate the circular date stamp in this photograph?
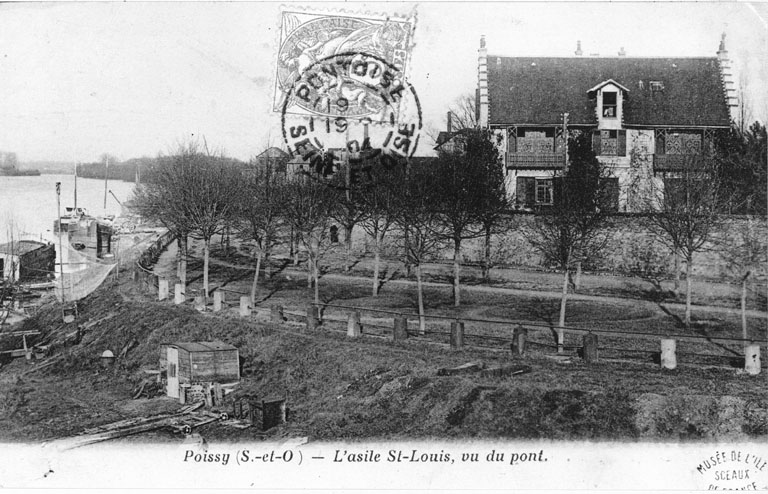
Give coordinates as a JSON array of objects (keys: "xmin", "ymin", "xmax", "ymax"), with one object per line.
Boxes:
[{"xmin": 280, "ymin": 51, "xmax": 422, "ymax": 168}]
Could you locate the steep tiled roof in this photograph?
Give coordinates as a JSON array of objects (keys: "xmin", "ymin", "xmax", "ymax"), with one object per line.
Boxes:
[{"xmin": 487, "ymin": 56, "xmax": 731, "ymax": 127}]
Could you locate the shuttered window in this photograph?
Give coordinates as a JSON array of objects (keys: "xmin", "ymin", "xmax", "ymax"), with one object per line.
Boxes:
[{"xmin": 516, "ymin": 177, "xmax": 536, "ymax": 208}]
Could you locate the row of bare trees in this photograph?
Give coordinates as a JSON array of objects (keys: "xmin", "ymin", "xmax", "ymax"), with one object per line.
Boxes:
[
  {"xmin": 131, "ymin": 132, "xmax": 509, "ymax": 332},
  {"xmin": 132, "ymin": 119, "xmax": 764, "ymax": 342}
]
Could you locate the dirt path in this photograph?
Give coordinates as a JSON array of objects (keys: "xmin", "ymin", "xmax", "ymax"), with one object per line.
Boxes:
[{"xmin": 154, "ymin": 242, "xmax": 768, "ymax": 320}]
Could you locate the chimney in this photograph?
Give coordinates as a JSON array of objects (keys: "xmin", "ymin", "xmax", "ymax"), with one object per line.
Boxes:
[
  {"xmin": 575, "ymin": 40, "xmax": 583, "ymax": 56},
  {"xmin": 447, "ymin": 111, "xmax": 453, "ymax": 133},
  {"xmin": 478, "ymin": 35, "xmax": 489, "ymax": 128},
  {"xmin": 618, "ymin": 47, "xmax": 626, "ymax": 57},
  {"xmin": 716, "ymin": 33, "xmax": 739, "ymax": 118}
]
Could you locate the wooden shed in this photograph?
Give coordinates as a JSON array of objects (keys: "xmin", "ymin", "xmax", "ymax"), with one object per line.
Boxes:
[{"xmin": 163, "ymin": 341, "xmax": 240, "ymax": 399}]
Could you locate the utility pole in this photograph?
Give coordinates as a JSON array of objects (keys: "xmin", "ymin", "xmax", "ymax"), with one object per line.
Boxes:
[
  {"xmin": 103, "ymin": 156, "xmax": 109, "ymax": 212},
  {"xmin": 56, "ymin": 182, "xmax": 65, "ymax": 303}
]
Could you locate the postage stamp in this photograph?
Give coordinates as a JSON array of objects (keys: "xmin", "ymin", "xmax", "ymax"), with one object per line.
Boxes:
[{"xmin": 273, "ymin": 9, "xmax": 416, "ymax": 116}]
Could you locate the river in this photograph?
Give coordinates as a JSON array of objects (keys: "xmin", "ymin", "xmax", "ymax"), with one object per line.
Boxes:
[{"xmin": 0, "ymin": 174, "xmax": 136, "ymax": 245}]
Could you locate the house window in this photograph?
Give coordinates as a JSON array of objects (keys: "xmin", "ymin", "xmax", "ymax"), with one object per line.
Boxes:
[
  {"xmin": 535, "ymin": 179, "xmax": 553, "ymax": 205},
  {"xmin": 169, "ymin": 363, "xmax": 177, "ymax": 378},
  {"xmin": 592, "ymin": 130, "xmax": 627, "ymax": 157},
  {"xmin": 602, "ymin": 92, "xmax": 617, "ymax": 117},
  {"xmin": 516, "ymin": 177, "xmax": 553, "ymax": 208},
  {"xmin": 650, "ymin": 81, "xmax": 664, "ymax": 94}
]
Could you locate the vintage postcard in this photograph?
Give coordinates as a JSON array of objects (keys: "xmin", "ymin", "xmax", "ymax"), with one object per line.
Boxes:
[{"xmin": 0, "ymin": 1, "xmax": 765, "ymax": 492}]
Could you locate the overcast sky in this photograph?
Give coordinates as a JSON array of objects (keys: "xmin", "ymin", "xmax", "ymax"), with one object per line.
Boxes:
[{"xmin": 1, "ymin": 2, "xmax": 766, "ymax": 163}]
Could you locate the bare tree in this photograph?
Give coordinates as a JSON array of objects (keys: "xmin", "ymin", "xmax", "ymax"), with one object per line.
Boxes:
[
  {"xmin": 185, "ymin": 150, "xmax": 240, "ymax": 302},
  {"xmin": 721, "ymin": 217, "xmax": 767, "ymax": 342},
  {"xmin": 235, "ymin": 158, "xmax": 287, "ymax": 304},
  {"xmin": 133, "ymin": 141, "xmax": 239, "ymax": 303},
  {"xmin": 282, "ymin": 173, "xmax": 340, "ymax": 304},
  {"xmin": 522, "ymin": 133, "xmax": 614, "ymax": 351},
  {"xmin": 133, "ymin": 146, "xmax": 196, "ymax": 290},
  {"xmin": 432, "ymin": 130, "xmax": 506, "ymax": 306},
  {"xmin": 355, "ymin": 153, "xmax": 401, "ymax": 296},
  {"xmin": 329, "ymin": 152, "xmax": 368, "ymax": 273},
  {"xmin": 389, "ymin": 159, "xmax": 443, "ymax": 333},
  {"xmin": 644, "ymin": 156, "xmax": 724, "ymax": 328},
  {"xmin": 447, "ymin": 93, "xmax": 478, "ymax": 131}
]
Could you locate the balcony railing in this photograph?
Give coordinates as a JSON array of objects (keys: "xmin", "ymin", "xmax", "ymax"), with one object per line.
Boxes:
[
  {"xmin": 653, "ymin": 154, "xmax": 714, "ymax": 172},
  {"xmin": 506, "ymin": 153, "xmax": 565, "ymax": 169}
]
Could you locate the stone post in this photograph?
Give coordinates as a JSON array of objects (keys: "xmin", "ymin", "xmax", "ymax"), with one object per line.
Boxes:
[
  {"xmin": 393, "ymin": 316, "xmax": 408, "ymax": 341},
  {"xmin": 745, "ymin": 344, "xmax": 761, "ymax": 375},
  {"xmin": 213, "ymin": 291, "xmax": 222, "ymax": 312},
  {"xmin": 660, "ymin": 339, "xmax": 677, "ymax": 370},
  {"xmin": 511, "ymin": 325, "xmax": 527, "ymax": 356},
  {"xmin": 306, "ymin": 305, "xmax": 319, "ymax": 330},
  {"xmin": 450, "ymin": 321, "xmax": 465, "ymax": 349},
  {"xmin": 174, "ymin": 284, "xmax": 184, "ymax": 305},
  {"xmin": 583, "ymin": 333, "xmax": 598, "ymax": 363},
  {"xmin": 158, "ymin": 278, "xmax": 169, "ymax": 301},
  {"xmin": 239, "ymin": 296, "xmax": 251, "ymax": 317},
  {"xmin": 347, "ymin": 311, "xmax": 362, "ymax": 338}
]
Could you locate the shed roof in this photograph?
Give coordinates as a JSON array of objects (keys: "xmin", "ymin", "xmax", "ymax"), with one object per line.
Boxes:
[
  {"xmin": 0, "ymin": 240, "xmax": 49, "ymax": 256},
  {"xmin": 171, "ymin": 341, "xmax": 238, "ymax": 353},
  {"xmin": 487, "ymin": 56, "xmax": 731, "ymax": 127}
]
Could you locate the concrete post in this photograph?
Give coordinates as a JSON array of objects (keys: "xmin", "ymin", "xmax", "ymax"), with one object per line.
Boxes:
[
  {"xmin": 174, "ymin": 284, "xmax": 184, "ymax": 305},
  {"xmin": 213, "ymin": 291, "xmax": 222, "ymax": 312},
  {"xmin": 270, "ymin": 305, "xmax": 285, "ymax": 323},
  {"xmin": 393, "ymin": 316, "xmax": 408, "ymax": 341},
  {"xmin": 347, "ymin": 311, "xmax": 362, "ymax": 338},
  {"xmin": 583, "ymin": 333, "xmax": 598, "ymax": 363},
  {"xmin": 745, "ymin": 344, "xmax": 761, "ymax": 375},
  {"xmin": 450, "ymin": 321, "xmax": 465, "ymax": 349},
  {"xmin": 512, "ymin": 325, "xmax": 527, "ymax": 356},
  {"xmin": 239, "ymin": 296, "xmax": 251, "ymax": 317},
  {"xmin": 158, "ymin": 278, "xmax": 169, "ymax": 301},
  {"xmin": 661, "ymin": 339, "xmax": 677, "ymax": 370},
  {"xmin": 306, "ymin": 305, "xmax": 319, "ymax": 330}
]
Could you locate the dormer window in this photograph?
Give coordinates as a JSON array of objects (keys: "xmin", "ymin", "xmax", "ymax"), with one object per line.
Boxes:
[
  {"xmin": 650, "ymin": 81, "xmax": 664, "ymax": 93},
  {"xmin": 602, "ymin": 92, "xmax": 617, "ymax": 117}
]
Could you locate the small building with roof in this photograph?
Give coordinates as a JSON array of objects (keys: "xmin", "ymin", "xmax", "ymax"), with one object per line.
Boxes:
[{"xmin": 161, "ymin": 341, "xmax": 240, "ymax": 399}]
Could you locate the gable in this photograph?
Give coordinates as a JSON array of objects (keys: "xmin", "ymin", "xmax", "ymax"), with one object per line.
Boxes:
[{"xmin": 487, "ymin": 57, "xmax": 730, "ymax": 127}]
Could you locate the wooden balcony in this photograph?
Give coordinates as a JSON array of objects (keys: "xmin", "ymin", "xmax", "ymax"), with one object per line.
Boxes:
[{"xmin": 506, "ymin": 153, "xmax": 565, "ymax": 169}]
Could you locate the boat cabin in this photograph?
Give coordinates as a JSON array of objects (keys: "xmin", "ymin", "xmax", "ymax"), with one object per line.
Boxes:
[{"xmin": 0, "ymin": 240, "xmax": 56, "ymax": 283}]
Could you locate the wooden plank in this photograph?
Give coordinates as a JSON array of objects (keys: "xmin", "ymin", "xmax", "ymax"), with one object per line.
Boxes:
[
  {"xmin": 0, "ymin": 330, "xmax": 41, "ymax": 338},
  {"xmin": 437, "ymin": 362, "xmax": 485, "ymax": 376}
]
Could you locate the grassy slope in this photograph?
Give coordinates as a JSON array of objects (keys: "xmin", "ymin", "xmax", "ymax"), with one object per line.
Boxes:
[{"xmin": 0, "ymin": 278, "xmax": 765, "ymax": 443}]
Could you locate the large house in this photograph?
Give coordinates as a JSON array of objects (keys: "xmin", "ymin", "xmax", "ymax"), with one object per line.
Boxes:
[{"xmin": 477, "ymin": 35, "xmax": 737, "ymax": 212}]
